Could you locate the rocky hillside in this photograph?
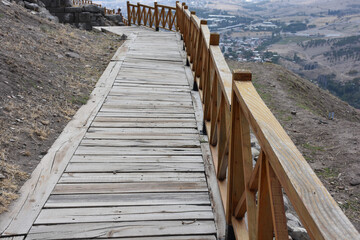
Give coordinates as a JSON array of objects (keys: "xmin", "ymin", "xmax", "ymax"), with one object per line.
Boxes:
[
  {"xmin": 228, "ymin": 60, "xmax": 360, "ymax": 231},
  {"xmin": 0, "ymin": 0, "xmax": 123, "ymax": 212}
]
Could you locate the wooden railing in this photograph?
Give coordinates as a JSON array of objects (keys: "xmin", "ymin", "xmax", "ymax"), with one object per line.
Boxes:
[
  {"xmin": 126, "ymin": 1, "xmax": 177, "ymax": 31},
  {"xmin": 126, "ymin": 1, "xmax": 360, "ymax": 239},
  {"xmin": 173, "ymin": 2, "xmax": 360, "ymax": 240}
]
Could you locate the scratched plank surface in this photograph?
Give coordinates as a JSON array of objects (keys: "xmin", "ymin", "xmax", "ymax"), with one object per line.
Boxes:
[{"xmin": 17, "ymin": 26, "xmax": 216, "ymax": 239}]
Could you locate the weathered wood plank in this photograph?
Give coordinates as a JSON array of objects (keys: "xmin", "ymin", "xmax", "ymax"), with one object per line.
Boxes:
[
  {"xmin": 87, "ymin": 127, "xmax": 198, "ymax": 134},
  {"xmin": 75, "ymin": 146, "xmax": 202, "ymax": 156},
  {"xmin": 80, "ymin": 139, "xmax": 200, "ymax": 147},
  {"xmin": 96, "ymin": 112, "xmax": 194, "ymax": 118},
  {"xmin": 59, "ymin": 172, "xmax": 207, "ymax": 183},
  {"xmin": 70, "ymin": 155, "xmax": 204, "ymax": 163},
  {"xmin": 91, "ymin": 121, "xmax": 197, "ymax": 128},
  {"xmin": 45, "ymin": 192, "xmax": 211, "ymax": 208},
  {"xmin": 84, "ymin": 132, "xmax": 199, "ymax": 140},
  {"xmin": 35, "ymin": 205, "xmax": 214, "ymax": 224},
  {"xmin": 52, "ymin": 182, "xmax": 208, "ymax": 195},
  {"xmin": 27, "ymin": 221, "xmax": 216, "ymax": 240},
  {"xmin": 65, "ymin": 162, "xmax": 205, "ymax": 173}
]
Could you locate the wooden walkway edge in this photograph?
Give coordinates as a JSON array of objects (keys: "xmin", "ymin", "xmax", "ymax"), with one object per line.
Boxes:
[{"xmin": 0, "ymin": 26, "xmax": 218, "ymax": 240}]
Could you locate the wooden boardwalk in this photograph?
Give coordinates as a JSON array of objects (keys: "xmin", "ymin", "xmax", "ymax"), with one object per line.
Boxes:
[{"xmin": 0, "ymin": 26, "xmax": 217, "ymax": 239}]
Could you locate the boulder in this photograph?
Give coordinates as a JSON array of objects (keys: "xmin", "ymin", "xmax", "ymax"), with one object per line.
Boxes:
[
  {"xmin": 286, "ymin": 212, "xmax": 310, "ymax": 240},
  {"xmin": 64, "ymin": 7, "xmax": 82, "ymax": 13},
  {"xmin": 82, "ymin": 4, "xmax": 101, "ymax": 13},
  {"xmin": 24, "ymin": 1, "xmax": 40, "ymax": 11},
  {"xmin": 39, "ymin": 7, "xmax": 59, "ymax": 22},
  {"xmin": 79, "ymin": 12, "xmax": 91, "ymax": 22},
  {"xmin": 78, "ymin": 22, "xmax": 92, "ymax": 30}
]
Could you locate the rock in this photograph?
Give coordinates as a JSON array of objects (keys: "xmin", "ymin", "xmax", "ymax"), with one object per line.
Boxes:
[
  {"xmin": 283, "ymin": 195, "xmax": 289, "ymax": 212},
  {"xmin": 24, "ymin": 1, "xmax": 39, "ymax": 11},
  {"xmin": 0, "ymin": 173, "xmax": 5, "ymax": 180},
  {"xmin": 251, "ymin": 147, "xmax": 260, "ymax": 160},
  {"xmin": 65, "ymin": 52, "xmax": 80, "ymax": 59},
  {"xmin": 82, "ymin": 4, "xmax": 101, "ymax": 13},
  {"xmin": 78, "ymin": 22, "xmax": 92, "ymax": 30},
  {"xmin": 338, "ymin": 186, "xmax": 345, "ymax": 190},
  {"xmin": 350, "ymin": 178, "xmax": 360, "ymax": 186},
  {"xmin": 291, "ymin": 227, "xmax": 310, "ymax": 240},
  {"xmin": 17, "ymin": 0, "xmax": 25, "ymax": 7},
  {"xmin": 79, "ymin": 12, "xmax": 91, "ymax": 22},
  {"xmin": 64, "ymin": 7, "xmax": 82, "ymax": 13},
  {"xmin": 39, "ymin": 7, "xmax": 58, "ymax": 22},
  {"xmin": 2, "ymin": 0, "xmax": 12, "ymax": 6},
  {"xmin": 41, "ymin": 120, "xmax": 50, "ymax": 125},
  {"xmin": 291, "ymin": 110, "xmax": 297, "ymax": 115},
  {"xmin": 59, "ymin": 0, "xmax": 71, "ymax": 7},
  {"xmin": 286, "ymin": 212, "xmax": 310, "ymax": 240}
]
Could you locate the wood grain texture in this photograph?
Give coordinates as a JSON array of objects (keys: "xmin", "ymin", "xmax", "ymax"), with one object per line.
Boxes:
[
  {"xmin": 27, "ymin": 221, "xmax": 216, "ymax": 240},
  {"xmin": 35, "ymin": 205, "xmax": 213, "ymax": 224}
]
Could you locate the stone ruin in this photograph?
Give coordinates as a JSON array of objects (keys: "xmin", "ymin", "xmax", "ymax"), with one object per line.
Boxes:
[{"xmin": 17, "ymin": 0, "xmax": 123, "ymax": 30}]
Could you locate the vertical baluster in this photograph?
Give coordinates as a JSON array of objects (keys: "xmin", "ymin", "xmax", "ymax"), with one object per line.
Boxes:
[
  {"xmin": 266, "ymin": 160, "xmax": 288, "ymax": 240},
  {"xmin": 137, "ymin": 3, "xmax": 141, "ymax": 25},
  {"xmin": 127, "ymin": 1, "xmax": 131, "ymax": 25},
  {"xmin": 154, "ymin": 2, "xmax": 159, "ymax": 31},
  {"xmin": 226, "ymin": 86, "xmax": 244, "ymax": 227},
  {"xmin": 257, "ymin": 155, "xmax": 273, "ymax": 240}
]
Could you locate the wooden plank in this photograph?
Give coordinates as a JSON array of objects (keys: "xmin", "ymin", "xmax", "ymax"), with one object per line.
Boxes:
[
  {"xmin": 100, "ymin": 106, "xmax": 195, "ymax": 113},
  {"xmin": 35, "ymin": 205, "xmax": 214, "ymax": 224},
  {"xmin": 84, "ymin": 132, "xmax": 199, "ymax": 140},
  {"xmin": 91, "ymin": 121, "xmax": 197, "ymax": 128},
  {"xmin": 44, "ymin": 192, "xmax": 211, "ymax": 208},
  {"xmin": 65, "ymin": 162, "xmax": 205, "ymax": 173},
  {"xmin": 74, "ymin": 146, "xmax": 202, "ymax": 156},
  {"xmin": 0, "ymin": 237, "xmax": 25, "ymax": 240},
  {"xmin": 52, "ymin": 182, "xmax": 208, "ymax": 195},
  {"xmin": 59, "ymin": 172, "xmax": 206, "ymax": 183},
  {"xmin": 103, "ymin": 100, "xmax": 193, "ymax": 107},
  {"xmin": 96, "ymin": 112, "xmax": 194, "ymax": 118},
  {"xmin": 87, "ymin": 127, "xmax": 198, "ymax": 134},
  {"xmin": 80, "ymin": 139, "xmax": 200, "ymax": 147},
  {"xmin": 70, "ymin": 155, "xmax": 204, "ymax": 163},
  {"xmin": 27, "ymin": 221, "xmax": 216, "ymax": 240}
]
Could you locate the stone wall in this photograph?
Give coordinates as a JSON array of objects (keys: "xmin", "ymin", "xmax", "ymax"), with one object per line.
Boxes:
[{"xmin": 43, "ymin": 0, "xmax": 123, "ymax": 30}]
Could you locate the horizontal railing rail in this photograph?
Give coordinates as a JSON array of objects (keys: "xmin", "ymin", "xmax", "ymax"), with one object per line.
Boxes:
[
  {"xmin": 126, "ymin": 1, "xmax": 360, "ymax": 239},
  {"xmin": 175, "ymin": 1, "xmax": 360, "ymax": 239},
  {"xmin": 126, "ymin": 1, "xmax": 177, "ymax": 31}
]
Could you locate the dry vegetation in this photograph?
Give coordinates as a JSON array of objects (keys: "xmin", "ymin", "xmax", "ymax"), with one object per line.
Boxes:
[
  {"xmin": 0, "ymin": 1, "xmax": 123, "ymax": 213},
  {"xmin": 228, "ymin": 60, "xmax": 360, "ymax": 230}
]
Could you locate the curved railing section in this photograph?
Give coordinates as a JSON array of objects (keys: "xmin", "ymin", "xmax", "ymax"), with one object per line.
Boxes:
[
  {"xmin": 126, "ymin": 1, "xmax": 360, "ymax": 239},
  {"xmin": 126, "ymin": 1, "xmax": 177, "ymax": 31}
]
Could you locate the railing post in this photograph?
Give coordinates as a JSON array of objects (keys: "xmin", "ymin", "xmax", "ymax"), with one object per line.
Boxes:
[
  {"xmin": 137, "ymin": 2, "xmax": 141, "ymax": 26},
  {"xmin": 154, "ymin": 2, "xmax": 159, "ymax": 31},
  {"xmin": 127, "ymin": 1, "xmax": 131, "ymax": 26}
]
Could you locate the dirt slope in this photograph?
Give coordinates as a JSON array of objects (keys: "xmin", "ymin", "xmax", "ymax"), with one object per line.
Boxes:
[
  {"xmin": 228, "ymin": 60, "xmax": 360, "ymax": 230},
  {"xmin": 0, "ymin": 1, "xmax": 123, "ymax": 213}
]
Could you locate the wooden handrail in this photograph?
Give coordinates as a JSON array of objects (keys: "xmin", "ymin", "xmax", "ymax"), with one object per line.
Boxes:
[
  {"xmin": 126, "ymin": 1, "xmax": 177, "ymax": 31},
  {"xmin": 125, "ymin": 1, "xmax": 360, "ymax": 239},
  {"xmin": 172, "ymin": 1, "xmax": 359, "ymax": 239}
]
